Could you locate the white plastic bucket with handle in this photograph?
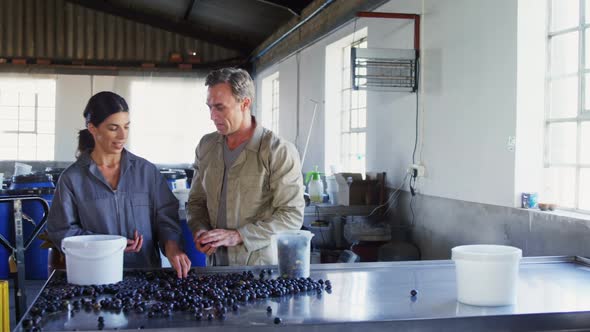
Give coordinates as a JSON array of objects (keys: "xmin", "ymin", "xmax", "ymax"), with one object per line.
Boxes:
[
  {"xmin": 62, "ymin": 235, "xmax": 127, "ymax": 285},
  {"xmin": 452, "ymin": 244, "xmax": 522, "ymax": 306}
]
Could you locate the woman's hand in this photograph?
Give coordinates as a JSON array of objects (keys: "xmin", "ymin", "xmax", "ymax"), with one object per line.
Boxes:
[
  {"xmin": 165, "ymin": 240, "xmax": 191, "ymax": 278},
  {"xmin": 125, "ymin": 230, "xmax": 143, "ymax": 252}
]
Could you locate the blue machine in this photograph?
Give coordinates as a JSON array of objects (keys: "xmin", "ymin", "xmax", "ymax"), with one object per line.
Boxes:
[
  {"xmin": 180, "ymin": 219, "xmax": 206, "ymax": 267},
  {"xmin": 7, "ymin": 173, "xmax": 55, "ymax": 280},
  {"xmin": 0, "ymin": 190, "xmax": 10, "ymax": 279}
]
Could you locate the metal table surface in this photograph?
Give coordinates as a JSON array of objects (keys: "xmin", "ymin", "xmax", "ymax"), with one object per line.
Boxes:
[{"xmin": 15, "ymin": 256, "xmax": 590, "ymax": 331}]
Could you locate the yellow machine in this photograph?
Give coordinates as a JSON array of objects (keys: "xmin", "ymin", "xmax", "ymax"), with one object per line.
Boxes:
[{"xmin": 0, "ymin": 280, "xmax": 9, "ymax": 332}]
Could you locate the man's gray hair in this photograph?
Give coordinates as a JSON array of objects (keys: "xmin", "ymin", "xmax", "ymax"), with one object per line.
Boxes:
[{"xmin": 205, "ymin": 67, "xmax": 255, "ymax": 102}]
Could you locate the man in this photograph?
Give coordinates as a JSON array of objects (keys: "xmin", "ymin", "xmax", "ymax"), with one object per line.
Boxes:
[{"xmin": 187, "ymin": 67, "xmax": 304, "ymax": 266}]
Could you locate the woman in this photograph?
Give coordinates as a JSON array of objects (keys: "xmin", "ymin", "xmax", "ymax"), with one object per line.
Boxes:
[{"xmin": 47, "ymin": 91, "xmax": 190, "ymax": 278}]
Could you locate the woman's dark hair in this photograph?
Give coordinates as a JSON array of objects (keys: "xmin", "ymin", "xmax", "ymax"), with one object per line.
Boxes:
[{"xmin": 77, "ymin": 91, "xmax": 129, "ymax": 157}]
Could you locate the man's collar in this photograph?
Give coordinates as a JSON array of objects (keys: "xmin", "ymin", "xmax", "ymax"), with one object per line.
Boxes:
[{"xmin": 217, "ymin": 116, "xmax": 264, "ymax": 152}]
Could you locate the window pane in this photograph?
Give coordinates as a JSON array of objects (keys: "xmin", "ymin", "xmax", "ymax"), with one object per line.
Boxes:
[
  {"xmin": 358, "ymin": 132, "xmax": 366, "ymax": 155},
  {"xmin": 36, "ymin": 145, "xmax": 54, "ymax": 161},
  {"xmin": 543, "ymin": 166, "xmax": 576, "ymax": 208},
  {"xmin": 358, "ymin": 90, "xmax": 367, "ymax": 108},
  {"xmin": 551, "ymin": 0, "xmax": 579, "ymax": 31},
  {"xmin": 551, "ymin": 77, "xmax": 578, "ymax": 118},
  {"xmin": 350, "ymin": 132, "xmax": 358, "ymax": 155},
  {"xmin": 19, "ymin": 107, "xmax": 35, "ymax": 120},
  {"xmin": 19, "ymin": 120, "xmax": 35, "ymax": 132},
  {"xmin": 18, "ymin": 133, "xmax": 36, "ymax": 146},
  {"xmin": 580, "ymin": 168, "xmax": 590, "ymax": 210},
  {"xmin": 0, "ymin": 147, "xmax": 17, "ymax": 160},
  {"xmin": 0, "ymin": 91, "xmax": 19, "ymax": 105},
  {"xmin": 37, "ymin": 134, "xmax": 54, "ymax": 147},
  {"xmin": 341, "ymin": 109, "xmax": 350, "ymax": 132},
  {"xmin": 550, "ymin": 32, "xmax": 579, "ymax": 76},
  {"xmin": 582, "ymin": 122, "xmax": 590, "ymax": 164},
  {"xmin": 351, "ymin": 90, "xmax": 359, "ymax": 109},
  {"xmin": 37, "ymin": 121, "xmax": 54, "ymax": 134},
  {"xmin": 18, "ymin": 147, "xmax": 35, "ymax": 160},
  {"xmin": 358, "ymin": 108, "xmax": 366, "ymax": 128},
  {"xmin": 19, "ymin": 92, "xmax": 35, "ymax": 106},
  {"xmin": 0, "ymin": 133, "xmax": 17, "ymax": 146},
  {"xmin": 548, "ymin": 122, "xmax": 577, "ymax": 163},
  {"xmin": 0, "ymin": 77, "xmax": 56, "ymax": 161},
  {"xmin": 351, "ymin": 109, "xmax": 358, "ymax": 128},
  {"xmin": 585, "ymin": 28, "xmax": 590, "ymax": 69},
  {"xmin": 341, "ymin": 89, "xmax": 350, "ymax": 111},
  {"xmin": 0, "ymin": 106, "xmax": 18, "ymax": 119},
  {"xmin": 0, "ymin": 119, "xmax": 18, "ymax": 132},
  {"xmin": 37, "ymin": 107, "xmax": 55, "ymax": 121},
  {"xmin": 37, "ymin": 92, "xmax": 54, "ymax": 107},
  {"xmin": 342, "ymin": 68, "xmax": 351, "ymax": 89},
  {"xmin": 341, "ymin": 133, "xmax": 350, "ymax": 160}
]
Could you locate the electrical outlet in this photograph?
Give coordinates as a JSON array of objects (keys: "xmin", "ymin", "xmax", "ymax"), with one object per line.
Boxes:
[{"xmin": 408, "ymin": 164, "xmax": 425, "ymax": 177}]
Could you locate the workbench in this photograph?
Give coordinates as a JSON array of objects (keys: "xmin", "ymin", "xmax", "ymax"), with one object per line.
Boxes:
[{"xmin": 15, "ymin": 256, "xmax": 590, "ymax": 331}]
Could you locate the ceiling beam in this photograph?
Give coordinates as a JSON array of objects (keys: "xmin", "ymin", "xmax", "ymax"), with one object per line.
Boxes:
[
  {"xmin": 183, "ymin": 0, "xmax": 197, "ymax": 21},
  {"xmin": 255, "ymin": 0, "xmax": 306, "ymax": 16},
  {"xmin": 64, "ymin": 0, "xmax": 253, "ymax": 54}
]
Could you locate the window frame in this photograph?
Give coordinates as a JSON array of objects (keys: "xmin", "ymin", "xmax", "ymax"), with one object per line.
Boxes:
[
  {"xmin": 546, "ymin": 0, "xmax": 590, "ymax": 211},
  {"xmin": 339, "ymin": 37, "xmax": 368, "ymax": 173},
  {"xmin": 0, "ymin": 78, "xmax": 56, "ymax": 161}
]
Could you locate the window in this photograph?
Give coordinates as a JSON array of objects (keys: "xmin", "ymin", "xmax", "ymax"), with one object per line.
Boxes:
[
  {"xmin": 129, "ymin": 78, "xmax": 215, "ymax": 164},
  {"xmin": 340, "ymin": 38, "xmax": 367, "ymax": 174},
  {"xmin": 325, "ymin": 28, "xmax": 368, "ymax": 174},
  {"xmin": 261, "ymin": 72, "xmax": 280, "ymax": 133},
  {"xmin": 0, "ymin": 77, "xmax": 56, "ymax": 161},
  {"xmin": 546, "ymin": 0, "xmax": 590, "ymax": 211}
]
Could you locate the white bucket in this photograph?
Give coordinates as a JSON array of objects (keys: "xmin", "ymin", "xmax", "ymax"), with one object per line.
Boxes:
[
  {"xmin": 62, "ymin": 235, "xmax": 127, "ymax": 285},
  {"xmin": 452, "ymin": 245, "xmax": 522, "ymax": 306}
]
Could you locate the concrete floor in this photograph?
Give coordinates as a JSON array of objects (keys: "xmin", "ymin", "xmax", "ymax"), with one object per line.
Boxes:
[{"xmin": 7, "ymin": 278, "xmax": 46, "ymax": 331}]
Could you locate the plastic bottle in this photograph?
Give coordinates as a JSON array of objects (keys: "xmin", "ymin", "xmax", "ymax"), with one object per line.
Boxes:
[{"xmin": 305, "ymin": 167, "xmax": 324, "ymax": 203}]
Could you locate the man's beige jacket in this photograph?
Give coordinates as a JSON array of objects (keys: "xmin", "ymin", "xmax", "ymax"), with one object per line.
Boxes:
[{"xmin": 187, "ymin": 122, "xmax": 305, "ymax": 266}]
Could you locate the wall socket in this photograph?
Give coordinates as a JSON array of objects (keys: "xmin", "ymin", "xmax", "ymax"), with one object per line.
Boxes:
[{"xmin": 409, "ymin": 164, "xmax": 425, "ymax": 177}]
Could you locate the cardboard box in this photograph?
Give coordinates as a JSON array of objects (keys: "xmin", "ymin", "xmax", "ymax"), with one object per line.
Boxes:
[{"xmin": 334, "ymin": 172, "xmax": 385, "ymax": 206}]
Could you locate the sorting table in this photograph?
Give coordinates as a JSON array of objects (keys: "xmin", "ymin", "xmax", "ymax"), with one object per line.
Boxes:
[{"xmin": 15, "ymin": 256, "xmax": 590, "ymax": 331}]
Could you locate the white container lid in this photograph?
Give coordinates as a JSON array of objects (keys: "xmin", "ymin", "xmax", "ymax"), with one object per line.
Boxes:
[
  {"xmin": 452, "ymin": 245, "xmax": 522, "ymax": 262},
  {"xmin": 62, "ymin": 235, "xmax": 126, "ymax": 250}
]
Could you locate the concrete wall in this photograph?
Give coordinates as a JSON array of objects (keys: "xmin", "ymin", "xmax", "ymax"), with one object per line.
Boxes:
[
  {"xmin": 254, "ymin": 0, "xmax": 590, "ymax": 259},
  {"xmin": 391, "ymin": 192, "xmax": 590, "ymax": 259}
]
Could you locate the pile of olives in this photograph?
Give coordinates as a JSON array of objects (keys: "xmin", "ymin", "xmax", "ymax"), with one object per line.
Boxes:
[{"xmin": 21, "ymin": 269, "xmax": 332, "ymax": 331}]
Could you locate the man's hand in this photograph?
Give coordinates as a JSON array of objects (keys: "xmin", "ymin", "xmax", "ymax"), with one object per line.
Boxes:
[
  {"xmin": 164, "ymin": 240, "xmax": 191, "ymax": 278},
  {"xmin": 125, "ymin": 230, "xmax": 143, "ymax": 253},
  {"xmin": 194, "ymin": 230, "xmax": 216, "ymax": 256},
  {"xmin": 198, "ymin": 229, "xmax": 243, "ymax": 250}
]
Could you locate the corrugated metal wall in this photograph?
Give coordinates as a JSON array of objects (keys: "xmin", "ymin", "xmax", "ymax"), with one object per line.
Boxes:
[{"xmin": 0, "ymin": 0, "xmax": 240, "ymax": 63}]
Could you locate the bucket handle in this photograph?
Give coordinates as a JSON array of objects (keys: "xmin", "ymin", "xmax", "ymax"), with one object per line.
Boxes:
[{"xmin": 62, "ymin": 242, "xmax": 126, "ymax": 260}]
